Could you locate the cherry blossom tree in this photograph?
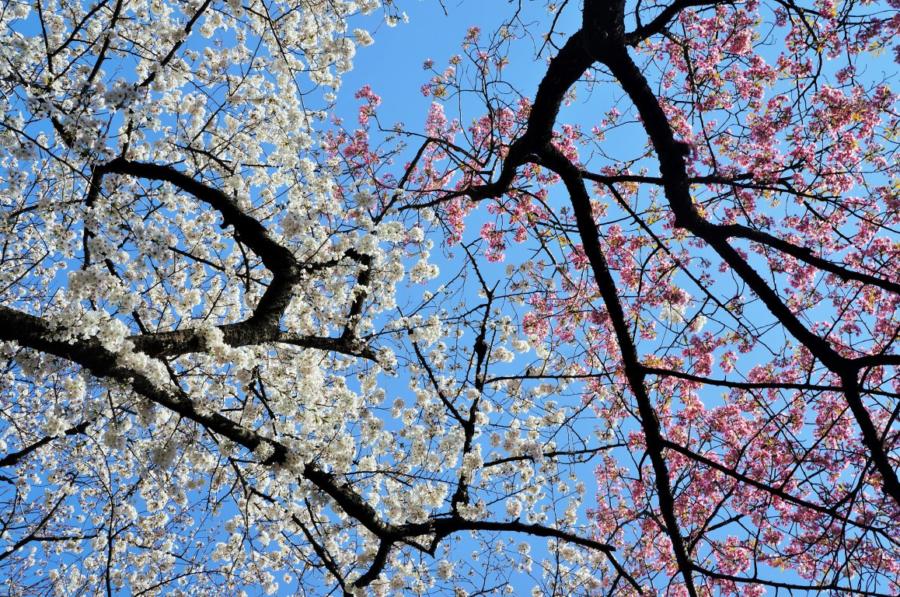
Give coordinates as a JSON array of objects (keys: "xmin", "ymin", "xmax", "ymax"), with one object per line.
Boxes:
[{"xmin": 0, "ymin": 0, "xmax": 897, "ymax": 594}]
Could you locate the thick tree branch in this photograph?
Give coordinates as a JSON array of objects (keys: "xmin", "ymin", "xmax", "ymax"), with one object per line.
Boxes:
[
  {"xmin": 593, "ymin": 33, "xmax": 900, "ymax": 507},
  {"xmin": 541, "ymin": 144, "xmax": 698, "ymax": 597},
  {"xmin": 98, "ymin": 158, "xmax": 296, "ymax": 273},
  {"xmin": 129, "ymin": 324, "xmax": 375, "ymax": 361},
  {"xmin": 0, "ymin": 302, "xmax": 634, "ymax": 590},
  {"xmin": 661, "ymin": 439, "xmax": 897, "ymax": 540},
  {"xmin": 717, "ymin": 222, "xmax": 900, "ymax": 294}
]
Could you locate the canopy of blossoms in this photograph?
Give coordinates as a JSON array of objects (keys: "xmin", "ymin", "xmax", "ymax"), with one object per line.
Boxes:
[{"xmin": 0, "ymin": 0, "xmax": 897, "ymax": 594}]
